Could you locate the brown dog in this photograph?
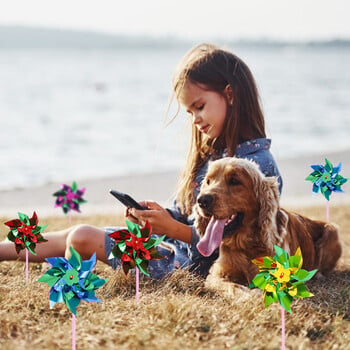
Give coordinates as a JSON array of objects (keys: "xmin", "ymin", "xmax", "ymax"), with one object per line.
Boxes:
[{"xmin": 194, "ymin": 157, "xmax": 342, "ymax": 286}]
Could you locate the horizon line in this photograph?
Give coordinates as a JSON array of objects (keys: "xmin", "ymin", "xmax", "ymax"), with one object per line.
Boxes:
[{"xmin": 1, "ymin": 23, "xmax": 350, "ymax": 44}]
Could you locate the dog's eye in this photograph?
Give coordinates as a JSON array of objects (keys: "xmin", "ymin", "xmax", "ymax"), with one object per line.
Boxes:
[
  {"xmin": 206, "ymin": 178, "xmax": 211, "ymax": 185},
  {"xmin": 229, "ymin": 177, "xmax": 240, "ymax": 186}
]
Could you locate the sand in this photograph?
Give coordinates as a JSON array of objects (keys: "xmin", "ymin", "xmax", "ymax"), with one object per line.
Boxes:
[{"xmin": 0, "ymin": 149, "xmax": 349, "ymax": 218}]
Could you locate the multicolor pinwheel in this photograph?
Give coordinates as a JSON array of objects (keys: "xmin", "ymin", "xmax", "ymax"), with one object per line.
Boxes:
[
  {"xmin": 38, "ymin": 247, "xmax": 108, "ymax": 350},
  {"xmin": 53, "ymin": 181, "xmax": 87, "ymax": 214},
  {"xmin": 305, "ymin": 158, "xmax": 348, "ymax": 201},
  {"xmin": 5, "ymin": 211, "xmax": 48, "ymax": 255},
  {"xmin": 38, "ymin": 247, "xmax": 108, "ymax": 315},
  {"xmin": 5, "ymin": 211, "xmax": 48, "ymax": 283},
  {"xmin": 108, "ymin": 220, "xmax": 165, "ymax": 276},
  {"xmin": 249, "ymin": 245, "xmax": 317, "ymax": 350},
  {"xmin": 249, "ymin": 245, "xmax": 317, "ymax": 313}
]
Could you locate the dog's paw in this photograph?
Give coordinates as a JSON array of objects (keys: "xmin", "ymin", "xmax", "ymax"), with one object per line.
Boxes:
[
  {"xmin": 314, "ymin": 271, "xmax": 325, "ymax": 280},
  {"xmin": 205, "ymin": 273, "xmax": 253, "ymax": 300}
]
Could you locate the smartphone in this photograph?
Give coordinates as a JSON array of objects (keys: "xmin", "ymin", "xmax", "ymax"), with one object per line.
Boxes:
[{"xmin": 109, "ymin": 189, "xmax": 146, "ymax": 210}]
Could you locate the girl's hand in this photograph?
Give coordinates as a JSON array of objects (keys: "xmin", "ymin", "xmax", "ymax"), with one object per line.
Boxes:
[
  {"xmin": 126, "ymin": 200, "xmax": 192, "ymax": 243},
  {"xmin": 127, "ymin": 201, "xmax": 174, "ymax": 235},
  {"xmin": 124, "ymin": 200, "xmax": 152, "ymax": 224},
  {"xmin": 124, "ymin": 207, "xmax": 140, "ymax": 224}
]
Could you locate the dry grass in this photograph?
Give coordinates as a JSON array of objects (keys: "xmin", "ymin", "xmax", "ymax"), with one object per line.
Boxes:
[{"xmin": 0, "ymin": 205, "xmax": 349, "ymax": 350}]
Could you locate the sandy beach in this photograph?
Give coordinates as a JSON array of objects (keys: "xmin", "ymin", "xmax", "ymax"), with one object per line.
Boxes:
[
  {"xmin": 1, "ymin": 150, "xmax": 349, "ymax": 350},
  {"xmin": 0, "ymin": 149, "xmax": 349, "ymax": 218}
]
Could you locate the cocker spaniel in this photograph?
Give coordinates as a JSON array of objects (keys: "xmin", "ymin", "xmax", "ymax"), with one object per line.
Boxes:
[{"xmin": 194, "ymin": 157, "xmax": 342, "ymax": 286}]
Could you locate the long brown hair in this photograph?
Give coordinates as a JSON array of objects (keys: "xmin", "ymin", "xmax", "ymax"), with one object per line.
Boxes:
[{"xmin": 172, "ymin": 43, "xmax": 266, "ymax": 215}]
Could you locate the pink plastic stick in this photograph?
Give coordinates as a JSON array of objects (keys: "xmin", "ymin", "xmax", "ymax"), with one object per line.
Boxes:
[
  {"xmin": 25, "ymin": 249, "xmax": 29, "ymax": 283},
  {"xmin": 72, "ymin": 313, "xmax": 76, "ymax": 350},
  {"xmin": 326, "ymin": 200, "xmax": 330, "ymax": 222},
  {"xmin": 281, "ymin": 306, "xmax": 285, "ymax": 350},
  {"xmin": 68, "ymin": 211, "xmax": 72, "ymax": 226},
  {"xmin": 136, "ymin": 267, "xmax": 139, "ymax": 303}
]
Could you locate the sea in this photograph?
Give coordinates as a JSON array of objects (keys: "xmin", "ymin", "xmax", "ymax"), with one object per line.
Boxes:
[{"xmin": 1, "ymin": 31, "xmax": 350, "ymax": 191}]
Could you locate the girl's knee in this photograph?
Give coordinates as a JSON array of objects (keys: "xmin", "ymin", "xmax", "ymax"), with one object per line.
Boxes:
[
  {"xmin": 66, "ymin": 224, "xmax": 105, "ymax": 260},
  {"xmin": 67, "ymin": 225, "xmax": 95, "ymax": 251}
]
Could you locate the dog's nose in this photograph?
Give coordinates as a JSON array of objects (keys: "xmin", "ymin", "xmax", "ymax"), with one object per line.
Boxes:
[{"xmin": 197, "ymin": 194, "xmax": 214, "ymax": 210}]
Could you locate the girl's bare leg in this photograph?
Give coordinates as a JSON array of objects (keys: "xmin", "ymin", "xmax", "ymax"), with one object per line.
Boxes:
[
  {"xmin": 65, "ymin": 224, "xmax": 109, "ymax": 264},
  {"xmin": 0, "ymin": 225, "xmax": 109, "ymax": 265},
  {"xmin": 0, "ymin": 226, "xmax": 73, "ymax": 262}
]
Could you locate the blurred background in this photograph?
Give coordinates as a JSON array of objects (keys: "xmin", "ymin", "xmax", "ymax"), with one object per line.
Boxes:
[{"xmin": 0, "ymin": 0, "xmax": 349, "ymax": 192}]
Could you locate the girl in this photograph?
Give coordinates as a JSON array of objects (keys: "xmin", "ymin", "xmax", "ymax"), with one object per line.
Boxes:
[{"xmin": 0, "ymin": 43, "xmax": 282, "ymax": 279}]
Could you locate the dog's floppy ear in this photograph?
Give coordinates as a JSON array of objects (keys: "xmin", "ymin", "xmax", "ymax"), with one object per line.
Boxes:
[
  {"xmin": 255, "ymin": 175, "xmax": 281, "ymax": 248},
  {"xmin": 276, "ymin": 209, "xmax": 289, "ymax": 245}
]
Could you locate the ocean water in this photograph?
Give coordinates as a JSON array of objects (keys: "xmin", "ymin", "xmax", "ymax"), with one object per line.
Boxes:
[{"xmin": 1, "ymin": 42, "xmax": 349, "ymax": 190}]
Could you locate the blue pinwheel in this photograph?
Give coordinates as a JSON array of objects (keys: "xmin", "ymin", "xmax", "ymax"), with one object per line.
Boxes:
[
  {"xmin": 305, "ymin": 158, "xmax": 348, "ymax": 201},
  {"xmin": 38, "ymin": 247, "xmax": 108, "ymax": 315}
]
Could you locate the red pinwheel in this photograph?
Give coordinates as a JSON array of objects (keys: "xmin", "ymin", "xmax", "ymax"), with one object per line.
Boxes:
[
  {"xmin": 108, "ymin": 220, "xmax": 165, "ymax": 303},
  {"xmin": 5, "ymin": 211, "xmax": 48, "ymax": 283},
  {"xmin": 108, "ymin": 220, "xmax": 164, "ymax": 276},
  {"xmin": 5, "ymin": 211, "xmax": 47, "ymax": 255}
]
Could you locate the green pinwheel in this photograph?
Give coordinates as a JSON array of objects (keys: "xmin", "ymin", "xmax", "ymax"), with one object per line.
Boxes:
[
  {"xmin": 5, "ymin": 212, "xmax": 48, "ymax": 255},
  {"xmin": 38, "ymin": 247, "xmax": 108, "ymax": 315},
  {"xmin": 249, "ymin": 245, "xmax": 317, "ymax": 313},
  {"xmin": 305, "ymin": 158, "xmax": 348, "ymax": 201},
  {"xmin": 108, "ymin": 220, "xmax": 165, "ymax": 276}
]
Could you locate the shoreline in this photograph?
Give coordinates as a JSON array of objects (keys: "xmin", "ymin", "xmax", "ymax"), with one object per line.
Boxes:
[
  {"xmin": 0, "ymin": 170, "xmax": 181, "ymax": 218},
  {"xmin": 0, "ymin": 149, "xmax": 349, "ymax": 218}
]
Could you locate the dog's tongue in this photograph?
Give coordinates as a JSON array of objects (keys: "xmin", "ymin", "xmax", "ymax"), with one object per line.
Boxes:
[{"xmin": 196, "ymin": 217, "xmax": 227, "ymax": 257}]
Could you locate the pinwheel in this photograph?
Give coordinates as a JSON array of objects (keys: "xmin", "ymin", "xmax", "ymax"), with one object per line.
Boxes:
[
  {"xmin": 38, "ymin": 247, "xmax": 108, "ymax": 350},
  {"xmin": 5, "ymin": 211, "xmax": 48, "ymax": 283},
  {"xmin": 108, "ymin": 220, "xmax": 165, "ymax": 302},
  {"xmin": 306, "ymin": 158, "xmax": 348, "ymax": 220},
  {"xmin": 53, "ymin": 181, "xmax": 87, "ymax": 222},
  {"xmin": 249, "ymin": 245, "xmax": 317, "ymax": 350}
]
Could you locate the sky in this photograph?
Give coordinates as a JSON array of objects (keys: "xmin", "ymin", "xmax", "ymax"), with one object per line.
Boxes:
[{"xmin": 0, "ymin": 0, "xmax": 349, "ymax": 41}]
